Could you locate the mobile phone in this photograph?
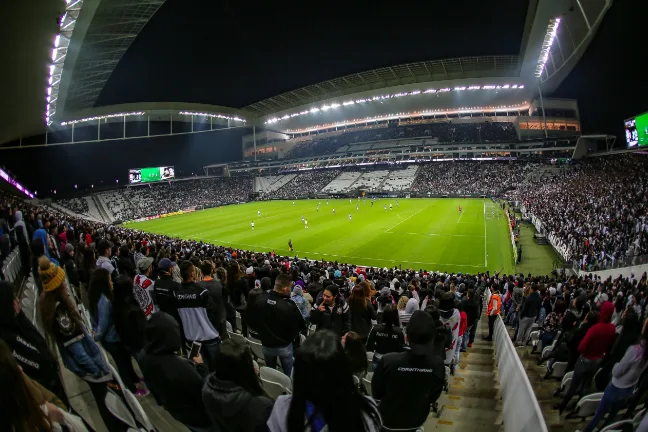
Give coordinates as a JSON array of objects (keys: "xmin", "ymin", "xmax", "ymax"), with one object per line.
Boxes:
[{"xmin": 188, "ymin": 341, "xmax": 202, "ymax": 359}]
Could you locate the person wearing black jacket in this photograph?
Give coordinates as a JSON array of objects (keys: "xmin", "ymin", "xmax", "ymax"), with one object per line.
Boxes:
[
  {"xmin": 0, "ymin": 281, "xmax": 67, "ymax": 404},
  {"xmin": 153, "ymin": 258, "xmax": 182, "ymax": 327},
  {"xmin": 366, "ymin": 305, "xmax": 404, "ymax": 369},
  {"xmin": 247, "ymin": 274, "xmax": 306, "ymax": 376},
  {"xmin": 176, "ymin": 261, "xmax": 222, "ymax": 369},
  {"xmin": 198, "ymin": 261, "xmax": 228, "ymax": 339},
  {"xmin": 372, "ymin": 310, "xmax": 445, "ymax": 430},
  {"xmin": 516, "ymin": 283, "xmax": 541, "ymax": 346},
  {"xmin": 461, "ymin": 289, "xmax": 480, "ymax": 350},
  {"xmin": 111, "ymin": 275, "xmax": 147, "ymax": 355},
  {"xmin": 310, "ymin": 284, "xmax": 351, "ymax": 337},
  {"xmin": 349, "ymin": 282, "xmax": 378, "ymax": 341},
  {"xmin": 117, "ymin": 245, "xmax": 136, "ymax": 279},
  {"xmin": 138, "ymin": 312, "xmax": 211, "ymax": 432}
]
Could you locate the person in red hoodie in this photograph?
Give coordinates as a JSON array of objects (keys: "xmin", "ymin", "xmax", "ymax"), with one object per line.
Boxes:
[
  {"xmin": 454, "ymin": 300, "xmax": 468, "ymax": 364},
  {"xmin": 556, "ymin": 301, "xmax": 616, "ymax": 413}
]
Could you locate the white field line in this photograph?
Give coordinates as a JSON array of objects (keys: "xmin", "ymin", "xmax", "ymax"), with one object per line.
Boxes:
[
  {"xmin": 483, "ymin": 200, "xmax": 488, "ymax": 267},
  {"xmin": 384, "ymin": 232, "xmax": 484, "ymax": 238},
  {"xmin": 457, "ymin": 209, "xmax": 464, "ymax": 223},
  {"xmin": 385, "ymin": 204, "xmax": 431, "ymax": 233}
]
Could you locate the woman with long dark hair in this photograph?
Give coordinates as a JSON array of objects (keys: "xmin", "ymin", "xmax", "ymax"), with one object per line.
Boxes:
[
  {"xmin": 111, "ymin": 274, "xmax": 148, "ymax": 354},
  {"xmin": 227, "ymin": 260, "xmax": 249, "ymax": 334},
  {"xmin": 88, "ymin": 268, "xmax": 148, "ymax": 397},
  {"xmin": 267, "ymin": 330, "xmax": 381, "ymax": 431},
  {"xmin": 343, "ymin": 331, "xmax": 368, "ymax": 381},
  {"xmin": 202, "ymin": 338, "xmax": 274, "ymax": 431},
  {"xmin": 583, "ymin": 323, "xmax": 648, "ymax": 432},
  {"xmin": 348, "ymin": 282, "xmax": 377, "ymax": 342},
  {"xmin": 0, "ymin": 339, "xmax": 88, "ymax": 432},
  {"xmin": 366, "ymin": 305, "xmax": 404, "ymax": 370}
]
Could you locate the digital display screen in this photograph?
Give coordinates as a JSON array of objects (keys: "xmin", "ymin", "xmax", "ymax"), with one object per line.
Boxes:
[
  {"xmin": 626, "ymin": 118, "xmax": 638, "ymax": 148},
  {"xmin": 128, "ymin": 166, "xmax": 175, "ymax": 184},
  {"xmin": 626, "ymin": 113, "xmax": 648, "ymax": 149}
]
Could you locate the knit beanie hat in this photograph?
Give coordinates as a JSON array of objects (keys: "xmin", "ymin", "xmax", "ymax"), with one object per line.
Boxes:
[{"xmin": 38, "ymin": 256, "xmax": 65, "ymax": 292}]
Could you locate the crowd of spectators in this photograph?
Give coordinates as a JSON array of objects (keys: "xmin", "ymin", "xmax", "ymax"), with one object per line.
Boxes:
[
  {"xmin": 284, "ymin": 121, "xmax": 519, "ymax": 159},
  {"xmin": 57, "ymin": 198, "xmax": 89, "ymax": 215},
  {"xmin": 411, "ymin": 161, "xmax": 532, "ymax": 196},
  {"xmin": 5, "ymin": 166, "xmax": 648, "ymax": 430},
  {"xmin": 513, "ymin": 154, "xmax": 648, "ymax": 268},
  {"xmin": 266, "ymin": 169, "xmax": 341, "ymax": 199}
]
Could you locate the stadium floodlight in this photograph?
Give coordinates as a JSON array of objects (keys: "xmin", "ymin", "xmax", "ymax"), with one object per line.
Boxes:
[
  {"xmin": 321, "ymin": 105, "xmax": 331, "ymax": 111},
  {"xmin": 281, "ymin": 115, "xmax": 290, "ymax": 120},
  {"xmin": 61, "ymin": 111, "xmax": 145, "ymax": 125},
  {"xmin": 468, "ymin": 85, "xmax": 481, "ymax": 90},
  {"xmin": 423, "ymin": 89, "xmax": 437, "ymax": 94},
  {"xmin": 410, "ymin": 90, "xmax": 421, "ymax": 95},
  {"xmin": 482, "ymin": 85, "xmax": 496, "ymax": 89},
  {"xmin": 502, "ymin": 84, "xmax": 510, "ymax": 89},
  {"xmin": 342, "ymin": 101, "xmax": 355, "ymax": 106},
  {"xmin": 454, "ymin": 87, "xmax": 466, "ymax": 91},
  {"xmin": 438, "ymin": 88, "xmax": 451, "ymax": 92},
  {"xmin": 535, "ymin": 17, "xmax": 561, "ymax": 77},
  {"xmin": 330, "ymin": 103, "xmax": 340, "ymax": 108},
  {"xmin": 310, "ymin": 107, "xmax": 320, "ymax": 113}
]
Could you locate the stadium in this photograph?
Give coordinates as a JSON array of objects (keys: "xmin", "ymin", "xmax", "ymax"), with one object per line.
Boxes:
[{"xmin": 2, "ymin": 1, "xmax": 647, "ymax": 432}]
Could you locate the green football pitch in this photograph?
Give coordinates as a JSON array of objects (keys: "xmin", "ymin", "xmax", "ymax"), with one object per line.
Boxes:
[{"xmin": 126, "ymin": 198, "xmax": 516, "ymax": 274}]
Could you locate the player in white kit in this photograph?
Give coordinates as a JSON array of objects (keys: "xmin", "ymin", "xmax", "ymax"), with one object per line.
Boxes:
[
  {"xmin": 257, "ymin": 210, "xmax": 261, "ymax": 217},
  {"xmin": 332, "ymin": 208, "xmax": 335, "ymax": 215},
  {"xmin": 348, "ymin": 213, "xmax": 352, "ymax": 221},
  {"xmin": 251, "ymin": 221, "xmax": 255, "ymax": 230},
  {"xmin": 304, "ymin": 219, "xmax": 308, "ymax": 228}
]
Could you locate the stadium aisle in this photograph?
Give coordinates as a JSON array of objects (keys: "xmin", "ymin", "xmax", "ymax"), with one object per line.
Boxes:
[{"xmin": 425, "ymin": 313, "xmax": 503, "ymax": 431}]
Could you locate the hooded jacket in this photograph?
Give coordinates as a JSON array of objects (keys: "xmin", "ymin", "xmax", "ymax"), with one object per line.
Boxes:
[
  {"xmin": 578, "ymin": 301, "xmax": 617, "ymax": 360},
  {"xmin": 12, "ymin": 210, "xmax": 31, "ymax": 245},
  {"xmin": 137, "ymin": 312, "xmax": 211, "ymax": 429},
  {"xmin": 202, "ymin": 375, "xmax": 274, "ymax": 432}
]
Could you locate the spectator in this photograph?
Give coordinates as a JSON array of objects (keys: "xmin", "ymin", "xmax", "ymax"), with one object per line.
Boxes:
[
  {"xmin": 38, "ymin": 256, "xmax": 111, "ymax": 383},
  {"xmin": 556, "ymin": 301, "xmax": 616, "ymax": 413},
  {"xmin": 516, "ymin": 283, "xmax": 541, "ymax": 346},
  {"xmin": 372, "ymin": 310, "xmax": 445, "ymax": 430},
  {"xmin": 366, "ymin": 305, "xmax": 404, "ymax": 369},
  {"xmin": 0, "ymin": 281, "xmax": 67, "ymax": 403},
  {"xmin": 198, "ymin": 260, "xmax": 228, "ymax": 338},
  {"xmin": 248, "ymin": 273, "xmax": 306, "ymax": 376},
  {"xmin": 227, "ymin": 260, "xmax": 249, "ymax": 334},
  {"xmin": 0, "ymin": 339, "xmax": 88, "ymax": 432},
  {"xmin": 310, "ymin": 284, "xmax": 351, "ymax": 337},
  {"xmin": 88, "ymin": 268, "xmax": 148, "ymax": 397},
  {"xmin": 153, "ymin": 258, "xmax": 183, "ymax": 328},
  {"xmin": 267, "ymin": 330, "xmax": 382, "ymax": 431},
  {"xmin": 176, "ymin": 261, "xmax": 222, "ymax": 368},
  {"xmin": 138, "ymin": 312, "xmax": 211, "ymax": 432},
  {"xmin": 202, "ymin": 338, "xmax": 274, "ymax": 431},
  {"xmin": 584, "ymin": 327, "xmax": 648, "ymax": 432},
  {"xmin": 342, "ymin": 331, "xmax": 368, "ymax": 381},
  {"xmin": 133, "ymin": 256, "xmax": 158, "ymax": 320},
  {"xmin": 438, "ymin": 291, "xmax": 460, "ymax": 368},
  {"xmin": 62, "ymin": 243, "xmax": 80, "ymax": 288},
  {"xmin": 291, "ymin": 284, "xmax": 310, "ymax": 321},
  {"xmin": 455, "ymin": 300, "xmax": 467, "ymax": 365},
  {"xmin": 96, "ymin": 240, "xmax": 116, "ymax": 279},
  {"xmin": 461, "ymin": 288, "xmax": 479, "ymax": 351},
  {"xmin": 118, "ymin": 245, "xmax": 136, "ymax": 278},
  {"xmin": 483, "ymin": 285, "xmax": 501, "ymax": 341},
  {"xmin": 348, "ymin": 282, "xmax": 378, "ymax": 342},
  {"xmin": 111, "ymin": 274, "xmax": 147, "ymax": 356},
  {"xmin": 540, "ymin": 299, "xmax": 566, "ymax": 350}
]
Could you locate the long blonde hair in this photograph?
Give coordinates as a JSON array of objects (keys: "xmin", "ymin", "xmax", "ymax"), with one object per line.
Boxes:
[{"xmin": 397, "ymin": 296, "xmax": 409, "ymax": 311}]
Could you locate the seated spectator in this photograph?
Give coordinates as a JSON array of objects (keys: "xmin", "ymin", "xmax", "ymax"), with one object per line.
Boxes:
[
  {"xmin": 366, "ymin": 305, "xmax": 404, "ymax": 369},
  {"xmin": 584, "ymin": 327, "xmax": 648, "ymax": 432},
  {"xmin": 267, "ymin": 330, "xmax": 382, "ymax": 431},
  {"xmin": 138, "ymin": 312, "xmax": 211, "ymax": 432},
  {"xmin": 0, "ymin": 339, "xmax": 88, "ymax": 432},
  {"xmin": 372, "ymin": 311, "xmax": 445, "ymax": 430},
  {"xmin": 310, "ymin": 284, "xmax": 351, "ymax": 337},
  {"xmin": 202, "ymin": 339, "xmax": 274, "ymax": 431}
]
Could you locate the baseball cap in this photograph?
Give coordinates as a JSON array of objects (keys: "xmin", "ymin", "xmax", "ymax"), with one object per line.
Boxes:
[
  {"xmin": 137, "ymin": 257, "xmax": 154, "ymax": 272},
  {"xmin": 334, "ymin": 270, "xmax": 342, "ymax": 278},
  {"xmin": 406, "ymin": 311, "xmax": 436, "ymax": 355},
  {"xmin": 246, "ymin": 266, "xmax": 254, "ymax": 275},
  {"xmin": 158, "ymin": 258, "xmax": 176, "ymax": 271}
]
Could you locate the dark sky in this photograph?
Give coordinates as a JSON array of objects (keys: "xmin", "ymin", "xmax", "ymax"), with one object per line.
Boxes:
[{"xmin": 98, "ymin": 0, "xmax": 529, "ymax": 108}]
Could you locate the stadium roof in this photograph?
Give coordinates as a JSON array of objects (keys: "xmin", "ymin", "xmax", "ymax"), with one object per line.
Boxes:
[{"xmin": 0, "ymin": 0, "xmax": 613, "ymax": 145}]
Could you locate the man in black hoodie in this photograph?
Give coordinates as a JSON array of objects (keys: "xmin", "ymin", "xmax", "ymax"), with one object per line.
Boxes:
[
  {"xmin": 247, "ymin": 273, "xmax": 306, "ymax": 376},
  {"xmin": 461, "ymin": 288, "xmax": 479, "ymax": 351},
  {"xmin": 516, "ymin": 283, "xmax": 541, "ymax": 346},
  {"xmin": 138, "ymin": 312, "xmax": 211, "ymax": 431}
]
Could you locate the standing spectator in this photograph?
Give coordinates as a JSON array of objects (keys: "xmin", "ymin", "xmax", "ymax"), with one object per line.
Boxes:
[
  {"xmin": 267, "ymin": 330, "xmax": 382, "ymax": 432},
  {"xmin": 88, "ymin": 268, "xmax": 148, "ymax": 397},
  {"xmin": 62, "ymin": 243, "xmax": 80, "ymax": 288},
  {"xmin": 176, "ymin": 261, "xmax": 222, "ymax": 368},
  {"xmin": 438, "ymin": 292, "xmax": 460, "ymax": 368},
  {"xmin": 153, "ymin": 258, "xmax": 182, "ymax": 328},
  {"xmin": 291, "ymin": 285, "xmax": 310, "ymax": 322},
  {"xmin": 366, "ymin": 305, "xmax": 404, "ymax": 369},
  {"xmin": 348, "ymin": 282, "xmax": 378, "ymax": 342},
  {"xmin": 583, "ymin": 328, "xmax": 648, "ymax": 432},
  {"xmin": 111, "ymin": 275, "xmax": 147, "ymax": 356},
  {"xmin": 455, "ymin": 301, "xmax": 467, "ymax": 365},
  {"xmin": 118, "ymin": 245, "xmax": 136, "ymax": 279},
  {"xmin": 138, "ymin": 312, "xmax": 211, "ymax": 432},
  {"xmin": 310, "ymin": 284, "xmax": 351, "ymax": 337},
  {"xmin": 202, "ymin": 339, "xmax": 274, "ymax": 431},
  {"xmin": 461, "ymin": 288, "xmax": 479, "ymax": 351},
  {"xmin": 516, "ymin": 283, "xmax": 541, "ymax": 346},
  {"xmin": 372, "ymin": 310, "xmax": 445, "ymax": 430},
  {"xmin": 483, "ymin": 285, "xmax": 501, "ymax": 341},
  {"xmin": 38, "ymin": 256, "xmax": 111, "ymax": 383},
  {"xmin": 248, "ymin": 274, "xmax": 306, "ymax": 376},
  {"xmin": 133, "ymin": 257, "xmax": 158, "ymax": 320},
  {"xmin": 540, "ymin": 299, "xmax": 566, "ymax": 350},
  {"xmin": 343, "ymin": 331, "xmax": 368, "ymax": 381},
  {"xmin": 96, "ymin": 240, "xmax": 116, "ymax": 279},
  {"xmin": 227, "ymin": 261, "xmax": 249, "ymax": 335},
  {"xmin": 556, "ymin": 301, "xmax": 616, "ymax": 413},
  {"xmin": 198, "ymin": 260, "xmax": 228, "ymax": 338}
]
